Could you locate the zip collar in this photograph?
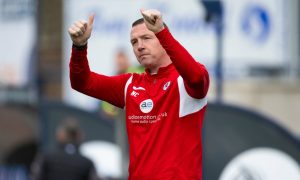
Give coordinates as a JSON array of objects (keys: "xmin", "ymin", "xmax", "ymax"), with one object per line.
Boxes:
[{"xmin": 145, "ymin": 63, "xmax": 175, "ymax": 79}]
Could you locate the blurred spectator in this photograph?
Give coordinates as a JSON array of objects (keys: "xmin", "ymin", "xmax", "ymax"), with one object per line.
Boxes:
[
  {"xmin": 114, "ymin": 49, "xmax": 144, "ymax": 74},
  {"xmin": 30, "ymin": 118, "xmax": 100, "ymax": 180},
  {"xmin": 115, "ymin": 49, "xmax": 131, "ymax": 75},
  {"xmin": 100, "ymin": 49, "xmax": 143, "ymax": 118}
]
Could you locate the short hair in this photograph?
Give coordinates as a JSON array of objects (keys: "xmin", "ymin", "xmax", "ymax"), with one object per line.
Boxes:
[
  {"xmin": 132, "ymin": 18, "xmax": 168, "ymax": 30},
  {"xmin": 57, "ymin": 118, "xmax": 82, "ymax": 143}
]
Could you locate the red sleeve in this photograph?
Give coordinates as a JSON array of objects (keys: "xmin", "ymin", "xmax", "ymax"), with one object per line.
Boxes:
[
  {"xmin": 156, "ymin": 28, "xmax": 209, "ymax": 99},
  {"xmin": 69, "ymin": 46, "xmax": 131, "ymax": 108}
]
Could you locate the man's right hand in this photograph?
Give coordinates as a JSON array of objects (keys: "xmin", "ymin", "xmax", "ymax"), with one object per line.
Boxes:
[
  {"xmin": 68, "ymin": 14, "xmax": 94, "ymax": 46},
  {"xmin": 141, "ymin": 9, "xmax": 164, "ymax": 33}
]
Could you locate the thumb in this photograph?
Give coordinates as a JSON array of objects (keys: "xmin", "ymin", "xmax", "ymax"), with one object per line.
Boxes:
[
  {"xmin": 88, "ymin": 14, "xmax": 95, "ymax": 29},
  {"xmin": 140, "ymin": 9, "xmax": 156, "ymax": 25}
]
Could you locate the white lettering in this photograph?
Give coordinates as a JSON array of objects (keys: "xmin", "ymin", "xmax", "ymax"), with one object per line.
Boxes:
[
  {"xmin": 128, "ymin": 112, "xmax": 168, "ymax": 124},
  {"xmin": 130, "ymin": 91, "xmax": 139, "ymax": 97}
]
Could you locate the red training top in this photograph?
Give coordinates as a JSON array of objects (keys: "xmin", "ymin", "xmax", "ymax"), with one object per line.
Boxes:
[{"xmin": 69, "ymin": 28, "xmax": 209, "ymax": 180}]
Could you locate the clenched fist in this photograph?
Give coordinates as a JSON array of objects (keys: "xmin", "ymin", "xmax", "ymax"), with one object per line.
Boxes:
[
  {"xmin": 68, "ymin": 14, "xmax": 94, "ymax": 46},
  {"xmin": 140, "ymin": 9, "xmax": 164, "ymax": 33}
]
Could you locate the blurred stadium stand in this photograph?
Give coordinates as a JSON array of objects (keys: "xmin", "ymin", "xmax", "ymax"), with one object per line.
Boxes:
[
  {"xmin": 38, "ymin": 101, "xmax": 115, "ymax": 152},
  {"xmin": 203, "ymin": 103, "xmax": 300, "ymax": 179},
  {"xmin": 0, "ymin": 103, "xmax": 37, "ymax": 180},
  {"xmin": 0, "ymin": 165, "xmax": 27, "ymax": 180},
  {"xmin": 1, "ymin": 101, "xmax": 299, "ymax": 180}
]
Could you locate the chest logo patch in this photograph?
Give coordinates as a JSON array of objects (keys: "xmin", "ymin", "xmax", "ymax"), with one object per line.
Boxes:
[
  {"xmin": 163, "ymin": 81, "xmax": 171, "ymax": 90},
  {"xmin": 139, "ymin": 99, "xmax": 154, "ymax": 113}
]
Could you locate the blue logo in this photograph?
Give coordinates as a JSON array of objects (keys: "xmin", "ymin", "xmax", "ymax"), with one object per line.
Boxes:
[
  {"xmin": 241, "ymin": 4, "xmax": 271, "ymax": 43},
  {"xmin": 140, "ymin": 99, "xmax": 154, "ymax": 113}
]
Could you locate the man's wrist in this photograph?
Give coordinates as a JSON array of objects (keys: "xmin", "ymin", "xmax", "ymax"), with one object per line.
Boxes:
[{"xmin": 72, "ymin": 43, "xmax": 87, "ymax": 51}]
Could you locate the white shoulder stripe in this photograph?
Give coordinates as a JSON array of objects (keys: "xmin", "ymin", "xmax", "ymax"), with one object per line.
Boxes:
[
  {"xmin": 177, "ymin": 76, "xmax": 207, "ymax": 118},
  {"xmin": 124, "ymin": 75, "xmax": 133, "ymax": 106}
]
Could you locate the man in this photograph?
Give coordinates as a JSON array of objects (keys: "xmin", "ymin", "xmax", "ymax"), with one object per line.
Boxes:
[
  {"xmin": 69, "ymin": 9, "xmax": 209, "ymax": 180},
  {"xmin": 30, "ymin": 119, "xmax": 99, "ymax": 180}
]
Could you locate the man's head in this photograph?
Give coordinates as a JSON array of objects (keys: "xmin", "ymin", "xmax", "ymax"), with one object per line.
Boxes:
[
  {"xmin": 56, "ymin": 118, "xmax": 83, "ymax": 145},
  {"xmin": 130, "ymin": 18, "xmax": 171, "ymax": 73},
  {"xmin": 115, "ymin": 49, "xmax": 130, "ymax": 74}
]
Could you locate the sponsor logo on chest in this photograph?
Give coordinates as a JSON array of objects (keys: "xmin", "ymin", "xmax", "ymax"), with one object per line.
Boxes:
[{"xmin": 139, "ymin": 99, "xmax": 154, "ymax": 113}]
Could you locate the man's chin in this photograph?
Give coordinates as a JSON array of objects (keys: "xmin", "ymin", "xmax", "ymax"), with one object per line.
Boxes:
[{"xmin": 139, "ymin": 59, "xmax": 151, "ymax": 67}]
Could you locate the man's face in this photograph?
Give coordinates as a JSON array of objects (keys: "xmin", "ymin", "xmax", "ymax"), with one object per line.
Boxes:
[{"xmin": 130, "ymin": 23, "xmax": 166, "ymax": 70}]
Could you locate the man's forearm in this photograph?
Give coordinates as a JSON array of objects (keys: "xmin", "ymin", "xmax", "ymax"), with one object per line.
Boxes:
[{"xmin": 69, "ymin": 45, "xmax": 91, "ymax": 92}]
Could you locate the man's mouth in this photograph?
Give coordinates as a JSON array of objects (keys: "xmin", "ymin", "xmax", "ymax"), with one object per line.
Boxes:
[{"xmin": 139, "ymin": 54, "xmax": 150, "ymax": 59}]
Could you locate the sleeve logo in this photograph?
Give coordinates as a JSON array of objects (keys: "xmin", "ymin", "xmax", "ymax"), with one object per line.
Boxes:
[{"xmin": 139, "ymin": 99, "xmax": 154, "ymax": 113}]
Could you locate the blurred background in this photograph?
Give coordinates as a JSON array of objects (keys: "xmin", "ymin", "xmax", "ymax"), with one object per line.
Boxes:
[{"xmin": 0, "ymin": 0, "xmax": 299, "ymax": 179}]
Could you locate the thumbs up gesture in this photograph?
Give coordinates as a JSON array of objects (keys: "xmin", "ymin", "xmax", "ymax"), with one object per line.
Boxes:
[
  {"xmin": 68, "ymin": 14, "xmax": 95, "ymax": 46},
  {"xmin": 140, "ymin": 9, "xmax": 164, "ymax": 33}
]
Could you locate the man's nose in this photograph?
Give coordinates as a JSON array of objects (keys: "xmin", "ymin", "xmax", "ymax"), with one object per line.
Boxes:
[{"xmin": 137, "ymin": 40, "xmax": 145, "ymax": 51}]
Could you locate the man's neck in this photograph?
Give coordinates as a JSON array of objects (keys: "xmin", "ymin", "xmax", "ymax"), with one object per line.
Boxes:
[
  {"xmin": 149, "ymin": 62, "xmax": 171, "ymax": 74},
  {"xmin": 148, "ymin": 56, "xmax": 172, "ymax": 74}
]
